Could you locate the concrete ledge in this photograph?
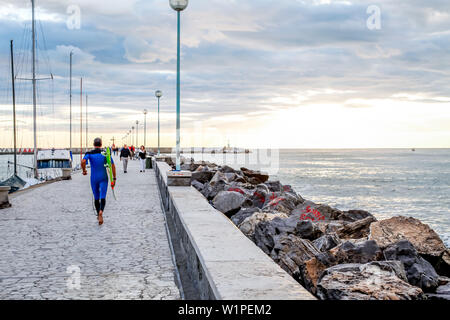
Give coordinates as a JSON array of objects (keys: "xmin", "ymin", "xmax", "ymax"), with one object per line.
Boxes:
[
  {"xmin": 0, "ymin": 186, "xmax": 11, "ymax": 209},
  {"xmin": 154, "ymin": 160, "xmax": 316, "ymax": 300},
  {"xmin": 167, "ymin": 170, "xmax": 192, "ymax": 187}
]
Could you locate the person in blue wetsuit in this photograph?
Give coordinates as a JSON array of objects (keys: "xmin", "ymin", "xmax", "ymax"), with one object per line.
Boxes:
[{"xmin": 81, "ymin": 138, "xmax": 116, "ymax": 225}]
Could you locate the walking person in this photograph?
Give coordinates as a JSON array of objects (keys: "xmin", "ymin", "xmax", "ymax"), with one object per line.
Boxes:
[
  {"xmin": 138, "ymin": 146, "xmax": 147, "ymax": 172},
  {"xmin": 81, "ymin": 138, "xmax": 116, "ymax": 225},
  {"xmin": 120, "ymin": 144, "xmax": 132, "ymax": 173}
]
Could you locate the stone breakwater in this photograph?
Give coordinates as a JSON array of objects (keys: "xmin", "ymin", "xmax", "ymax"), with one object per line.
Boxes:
[{"xmin": 169, "ymin": 157, "xmax": 450, "ymax": 300}]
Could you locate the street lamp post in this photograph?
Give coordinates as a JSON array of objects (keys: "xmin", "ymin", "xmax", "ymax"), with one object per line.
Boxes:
[
  {"xmin": 136, "ymin": 120, "xmax": 139, "ymax": 147},
  {"xmin": 155, "ymin": 90, "xmax": 163, "ymax": 156},
  {"xmin": 143, "ymin": 109, "xmax": 148, "ymax": 148},
  {"xmin": 131, "ymin": 126, "xmax": 135, "ymax": 147},
  {"xmin": 170, "ymin": 0, "xmax": 188, "ymax": 171}
]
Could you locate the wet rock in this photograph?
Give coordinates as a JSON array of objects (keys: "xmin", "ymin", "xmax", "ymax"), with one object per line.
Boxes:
[
  {"xmin": 293, "ymin": 202, "xmax": 343, "ymax": 221},
  {"xmin": 240, "ymin": 167, "xmax": 269, "ymax": 184},
  {"xmin": 316, "ymin": 262, "xmax": 425, "ymax": 300},
  {"xmin": 438, "ymin": 276, "xmax": 450, "ymax": 286},
  {"xmin": 331, "ymin": 240, "xmax": 383, "ymax": 264},
  {"xmin": 201, "ymin": 180, "xmax": 229, "ymax": 200},
  {"xmin": 339, "ymin": 210, "xmax": 376, "ymax": 222},
  {"xmin": 300, "ymin": 252, "xmax": 336, "ymax": 294},
  {"xmin": 220, "ymin": 165, "xmax": 236, "ymax": 173},
  {"xmin": 249, "ymin": 186, "xmax": 270, "ymax": 209},
  {"xmin": 270, "ymin": 234, "xmax": 321, "ymax": 280},
  {"xmin": 336, "ymin": 216, "xmax": 377, "ymax": 239},
  {"xmin": 313, "ymin": 233, "xmax": 342, "ymax": 252},
  {"xmin": 238, "ymin": 211, "xmax": 288, "ymax": 238},
  {"xmin": 210, "ymin": 171, "xmax": 226, "ymax": 186},
  {"xmin": 265, "ymin": 181, "xmax": 282, "ymax": 192},
  {"xmin": 224, "ymin": 172, "xmax": 237, "ymax": 182},
  {"xmin": 230, "ymin": 207, "xmax": 261, "ymax": 226},
  {"xmin": 369, "ymin": 216, "xmax": 449, "ymax": 276},
  {"xmin": 212, "ymin": 191, "xmax": 246, "ymax": 217},
  {"xmin": 369, "ymin": 260, "xmax": 409, "ymax": 282},
  {"xmin": 383, "ymin": 240, "xmax": 439, "ymax": 292},
  {"xmin": 426, "ymin": 283, "xmax": 450, "ymax": 300},
  {"xmin": 295, "ymin": 220, "xmax": 323, "ymax": 240},
  {"xmin": 191, "ymin": 180, "xmax": 204, "ymax": 192},
  {"xmin": 191, "ymin": 170, "xmax": 215, "ymax": 184},
  {"xmin": 263, "ymin": 196, "xmax": 296, "ymax": 215}
]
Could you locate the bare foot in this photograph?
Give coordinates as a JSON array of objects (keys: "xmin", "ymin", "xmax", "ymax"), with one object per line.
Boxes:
[{"xmin": 98, "ymin": 211, "xmax": 104, "ymax": 225}]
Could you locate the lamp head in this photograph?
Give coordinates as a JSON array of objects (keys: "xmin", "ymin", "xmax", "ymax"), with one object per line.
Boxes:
[
  {"xmin": 169, "ymin": 0, "xmax": 188, "ymax": 11},
  {"xmin": 155, "ymin": 90, "xmax": 163, "ymax": 98},
  {"xmin": 144, "ymin": 109, "xmax": 148, "ymax": 115}
]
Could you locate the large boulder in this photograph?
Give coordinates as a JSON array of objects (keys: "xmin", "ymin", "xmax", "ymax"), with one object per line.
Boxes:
[
  {"xmin": 313, "ymin": 233, "xmax": 342, "ymax": 252},
  {"xmin": 339, "ymin": 210, "xmax": 376, "ymax": 222},
  {"xmin": 191, "ymin": 180, "xmax": 204, "ymax": 192},
  {"xmin": 299, "ymin": 239, "xmax": 382, "ymax": 293},
  {"xmin": 201, "ymin": 180, "xmax": 230, "ymax": 200},
  {"xmin": 265, "ymin": 181, "xmax": 282, "ymax": 192},
  {"xmin": 240, "ymin": 167, "xmax": 269, "ymax": 184},
  {"xmin": 369, "ymin": 216, "xmax": 449, "ymax": 276},
  {"xmin": 191, "ymin": 170, "xmax": 215, "ymax": 184},
  {"xmin": 238, "ymin": 211, "xmax": 288, "ymax": 238},
  {"xmin": 270, "ymin": 234, "xmax": 321, "ymax": 281},
  {"xmin": 331, "ymin": 240, "xmax": 383, "ymax": 264},
  {"xmin": 212, "ymin": 191, "xmax": 246, "ymax": 217},
  {"xmin": 219, "ymin": 165, "xmax": 236, "ymax": 173},
  {"xmin": 383, "ymin": 240, "xmax": 439, "ymax": 292},
  {"xmin": 230, "ymin": 207, "xmax": 261, "ymax": 226},
  {"xmin": 336, "ymin": 216, "xmax": 377, "ymax": 239},
  {"xmin": 426, "ymin": 283, "xmax": 450, "ymax": 300},
  {"xmin": 263, "ymin": 196, "xmax": 296, "ymax": 215},
  {"xmin": 316, "ymin": 262, "xmax": 425, "ymax": 300},
  {"xmin": 293, "ymin": 202, "xmax": 343, "ymax": 221}
]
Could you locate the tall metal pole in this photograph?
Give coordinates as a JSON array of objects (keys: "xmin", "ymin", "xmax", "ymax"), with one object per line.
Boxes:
[
  {"xmin": 80, "ymin": 78, "xmax": 83, "ymax": 163},
  {"xmin": 10, "ymin": 40, "xmax": 17, "ymax": 176},
  {"xmin": 175, "ymin": 10, "xmax": 181, "ymax": 170},
  {"xmin": 158, "ymin": 97, "xmax": 161, "ymax": 156},
  {"xmin": 136, "ymin": 120, "xmax": 139, "ymax": 147},
  {"xmin": 143, "ymin": 110, "xmax": 147, "ymax": 148},
  {"xmin": 69, "ymin": 51, "xmax": 73, "ymax": 152},
  {"xmin": 85, "ymin": 94, "xmax": 88, "ymax": 148},
  {"xmin": 32, "ymin": 0, "xmax": 38, "ymax": 178}
]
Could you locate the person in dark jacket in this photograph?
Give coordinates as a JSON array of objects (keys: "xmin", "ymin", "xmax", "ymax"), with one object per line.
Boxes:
[
  {"xmin": 138, "ymin": 146, "xmax": 147, "ymax": 172},
  {"xmin": 120, "ymin": 144, "xmax": 132, "ymax": 173}
]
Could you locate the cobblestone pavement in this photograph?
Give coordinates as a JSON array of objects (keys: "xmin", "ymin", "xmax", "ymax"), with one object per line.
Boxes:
[{"xmin": 0, "ymin": 158, "xmax": 181, "ymax": 300}]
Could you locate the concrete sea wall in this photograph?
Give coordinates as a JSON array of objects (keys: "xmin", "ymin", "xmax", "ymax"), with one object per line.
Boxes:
[{"xmin": 154, "ymin": 160, "xmax": 315, "ymax": 300}]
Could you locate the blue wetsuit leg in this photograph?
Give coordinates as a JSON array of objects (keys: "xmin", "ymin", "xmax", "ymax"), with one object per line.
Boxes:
[{"xmin": 99, "ymin": 179, "xmax": 108, "ymax": 199}]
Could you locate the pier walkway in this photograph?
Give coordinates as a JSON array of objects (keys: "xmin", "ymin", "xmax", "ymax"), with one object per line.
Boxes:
[{"xmin": 0, "ymin": 158, "xmax": 181, "ymax": 299}]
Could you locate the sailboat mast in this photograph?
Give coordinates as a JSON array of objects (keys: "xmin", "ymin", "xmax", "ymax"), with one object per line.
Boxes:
[
  {"xmin": 69, "ymin": 51, "xmax": 73, "ymax": 152},
  {"xmin": 10, "ymin": 40, "xmax": 17, "ymax": 176},
  {"xmin": 31, "ymin": 0, "xmax": 38, "ymax": 179},
  {"xmin": 80, "ymin": 78, "xmax": 83, "ymax": 163},
  {"xmin": 85, "ymin": 94, "xmax": 88, "ymax": 149}
]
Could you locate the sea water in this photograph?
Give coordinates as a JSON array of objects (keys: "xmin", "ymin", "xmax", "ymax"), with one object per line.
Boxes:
[{"xmin": 190, "ymin": 149, "xmax": 450, "ymax": 247}]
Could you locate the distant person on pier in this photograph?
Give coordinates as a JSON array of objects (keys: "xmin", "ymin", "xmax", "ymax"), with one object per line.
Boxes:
[
  {"xmin": 138, "ymin": 146, "xmax": 147, "ymax": 172},
  {"xmin": 120, "ymin": 144, "xmax": 132, "ymax": 173},
  {"xmin": 81, "ymin": 138, "xmax": 116, "ymax": 226}
]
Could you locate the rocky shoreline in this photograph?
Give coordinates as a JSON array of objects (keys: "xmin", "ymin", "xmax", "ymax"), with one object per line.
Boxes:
[{"xmin": 170, "ymin": 158, "xmax": 450, "ymax": 300}]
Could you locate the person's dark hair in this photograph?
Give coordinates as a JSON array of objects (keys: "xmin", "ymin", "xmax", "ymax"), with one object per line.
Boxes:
[{"xmin": 93, "ymin": 137, "xmax": 102, "ymax": 147}]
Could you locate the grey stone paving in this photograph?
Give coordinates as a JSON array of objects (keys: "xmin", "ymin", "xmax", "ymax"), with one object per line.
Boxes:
[{"xmin": 0, "ymin": 157, "xmax": 181, "ymax": 300}]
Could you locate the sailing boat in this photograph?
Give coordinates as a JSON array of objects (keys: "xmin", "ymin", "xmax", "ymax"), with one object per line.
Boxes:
[
  {"xmin": 1, "ymin": 0, "xmax": 72, "ymax": 190},
  {"xmin": 0, "ymin": 40, "xmax": 26, "ymax": 192}
]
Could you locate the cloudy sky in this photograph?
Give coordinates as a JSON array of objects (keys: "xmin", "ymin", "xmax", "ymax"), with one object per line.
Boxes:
[{"xmin": 0, "ymin": 0, "xmax": 449, "ymax": 149}]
